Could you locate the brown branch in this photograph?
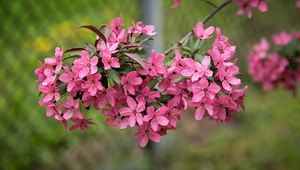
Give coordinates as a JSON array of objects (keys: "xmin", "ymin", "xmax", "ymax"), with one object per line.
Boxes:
[{"xmin": 164, "ymin": 0, "xmax": 233, "ymax": 55}]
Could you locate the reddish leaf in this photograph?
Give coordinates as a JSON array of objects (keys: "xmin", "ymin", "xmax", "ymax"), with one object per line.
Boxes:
[
  {"xmin": 79, "ymin": 25, "xmax": 107, "ymax": 44},
  {"xmin": 124, "ymin": 53, "xmax": 146, "ymax": 68},
  {"xmin": 64, "ymin": 47, "xmax": 86, "ymax": 54}
]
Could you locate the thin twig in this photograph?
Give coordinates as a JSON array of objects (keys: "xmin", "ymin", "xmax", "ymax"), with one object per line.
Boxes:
[
  {"xmin": 164, "ymin": 0, "xmax": 233, "ymax": 55},
  {"xmin": 203, "ymin": 0, "xmax": 218, "ymax": 8}
]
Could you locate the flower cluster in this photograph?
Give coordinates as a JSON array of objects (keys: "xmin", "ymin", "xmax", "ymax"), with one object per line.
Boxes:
[
  {"xmin": 234, "ymin": 0, "xmax": 268, "ymax": 18},
  {"xmin": 35, "ymin": 18, "xmax": 246, "ymax": 147},
  {"xmin": 248, "ymin": 31, "xmax": 300, "ymax": 95}
]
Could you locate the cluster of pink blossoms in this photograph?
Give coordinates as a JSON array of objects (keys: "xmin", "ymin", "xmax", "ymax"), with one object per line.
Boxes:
[
  {"xmin": 248, "ymin": 31, "xmax": 300, "ymax": 95},
  {"xmin": 234, "ymin": 0, "xmax": 268, "ymax": 18},
  {"xmin": 35, "ymin": 18, "xmax": 246, "ymax": 147}
]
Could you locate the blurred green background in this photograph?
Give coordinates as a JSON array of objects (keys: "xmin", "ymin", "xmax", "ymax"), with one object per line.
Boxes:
[{"xmin": 1, "ymin": 0, "xmax": 300, "ymax": 169}]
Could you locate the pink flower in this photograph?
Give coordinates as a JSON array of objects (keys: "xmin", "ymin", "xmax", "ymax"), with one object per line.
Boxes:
[
  {"xmin": 134, "ymin": 123, "xmax": 161, "ymax": 147},
  {"xmin": 139, "ymin": 50, "xmax": 166, "ymax": 77},
  {"xmin": 167, "ymin": 50, "xmax": 183, "ymax": 74},
  {"xmin": 129, "ymin": 21, "xmax": 156, "ymax": 36},
  {"xmin": 59, "ymin": 66, "xmax": 79, "ymax": 92},
  {"xmin": 44, "ymin": 47, "xmax": 63, "ymax": 73},
  {"xmin": 70, "ymin": 118, "xmax": 96, "ymax": 132},
  {"xmin": 191, "ymin": 78, "xmax": 221, "ymax": 102},
  {"xmin": 252, "ymin": 38, "xmax": 270, "ymax": 58},
  {"xmin": 181, "ymin": 56, "xmax": 213, "ymax": 82},
  {"xmin": 46, "ymin": 103, "xmax": 61, "ymax": 118},
  {"xmin": 39, "ymin": 83, "xmax": 60, "ymax": 103},
  {"xmin": 193, "ymin": 22, "xmax": 214, "ymax": 40},
  {"xmin": 61, "ymin": 96, "xmax": 83, "ymax": 120},
  {"xmin": 72, "ymin": 51, "xmax": 98, "ymax": 78},
  {"xmin": 250, "ymin": 0, "xmax": 268, "ymax": 12},
  {"xmin": 272, "ymin": 31, "xmax": 292, "ymax": 46},
  {"xmin": 98, "ymin": 41, "xmax": 120, "ymax": 70},
  {"xmin": 195, "ymin": 102, "xmax": 214, "ymax": 120},
  {"xmin": 81, "ymin": 73, "xmax": 104, "ymax": 96},
  {"xmin": 119, "ymin": 97, "xmax": 145, "ymax": 128},
  {"xmin": 143, "ymin": 106, "xmax": 169, "ymax": 132},
  {"xmin": 171, "ymin": 0, "xmax": 180, "ymax": 8},
  {"xmin": 297, "ymin": 0, "xmax": 300, "ymax": 8},
  {"xmin": 136, "ymin": 86, "xmax": 161, "ymax": 103},
  {"xmin": 219, "ymin": 65, "xmax": 241, "ymax": 91},
  {"xmin": 121, "ymin": 71, "xmax": 142, "ymax": 95},
  {"xmin": 235, "ymin": 0, "xmax": 253, "ymax": 18}
]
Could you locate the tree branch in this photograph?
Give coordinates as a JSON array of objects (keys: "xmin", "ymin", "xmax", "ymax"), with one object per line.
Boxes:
[{"xmin": 164, "ymin": 0, "xmax": 233, "ymax": 55}]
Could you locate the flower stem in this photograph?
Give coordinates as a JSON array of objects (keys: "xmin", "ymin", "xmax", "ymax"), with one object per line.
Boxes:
[{"xmin": 164, "ymin": 0, "xmax": 233, "ymax": 55}]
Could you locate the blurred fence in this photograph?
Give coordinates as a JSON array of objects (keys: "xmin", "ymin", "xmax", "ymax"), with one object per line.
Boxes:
[{"xmin": 1, "ymin": 0, "xmax": 300, "ymax": 170}]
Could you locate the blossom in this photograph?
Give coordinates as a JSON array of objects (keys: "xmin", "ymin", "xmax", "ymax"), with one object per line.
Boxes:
[
  {"xmin": 143, "ymin": 106, "xmax": 169, "ymax": 131},
  {"xmin": 72, "ymin": 50, "xmax": 98, "ymax": 78},
  {"xmin": 297, "ymin": 0, "xmax": 300, "ymax": 8},
  {"xmin": 190, "ymin": 78, "xmax": 221, "ymax": 102},
  {"xmin": 61, "ymin": 96, "xmax": 83, "ymax": 120},
  {"xmin": 272, "ymin": 31, "xmax": 292, "ymax": 46},
  {"xmin": 44, "ymin": 47, "xmax": 63, "ymax": 73},
  {"xmin": 134, "ymin": 123, "xmax": 161, "ymax": 147},
  {"xmin": 98, "ymin": 41, "xmax": 120, "ymax": 70},
  {"xmin": 181, "ymin": 56, "xmax": 213, "ymax": 82},
  {"xmin": 70, "ymin": 118, "xmax": 96, "ymax": 132},
  {"xmin": 119, "ymin": 97, "xmax": 145, "ymax": 128},
  {"xmin": 39, "ymin": 83, "xmax": 60, "ymax": 103},
  {"xmin": 121, "ymin": 71, "xmax": 142, "ymax": 95},
  {"xmin": 250, "ymin": 0, "xmax": 268, "ymax": 12},
  {"xmin": 235, "ymin": 0, "xmax": 253, "ymax": 18},
  {"xmin": 171, "ymin": 0, "xmax": 180, "ymax": 8},
  {"xmin": 81, "ymin": 73, "xmax": 104, "ymax": 96},
  {"xmin": 128, "ymin": 21, "xmax": 156, "ymax": 36},
  {"xmin": 59, "ymin": 66, "xmax": 79, "ymax": 92},
  {"xmin": 139, "ymin": 50, "xmax": 166, "ymax": 77},
  {"xmin": 219, "ymin": 65, "xmax": 241, "ymax": 91},
  {"xmin": 193, "ymin": 22, "xmax": 214, "ymax": 40}
]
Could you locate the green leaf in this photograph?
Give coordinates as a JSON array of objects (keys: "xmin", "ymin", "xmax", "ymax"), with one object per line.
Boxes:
[{"xmin": 107, "ymin": 69, "xmax": 121, "ymax": 86}]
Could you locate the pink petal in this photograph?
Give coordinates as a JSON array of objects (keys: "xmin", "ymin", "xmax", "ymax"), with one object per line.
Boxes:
[
  {"xmin": 195, "ymin": 106, "xmax": 205, "ymax": 120},
  {"xmin": 201, "ymin": 56, "xmax": 211, "ymax": 66},
  {"xmin": 119, "ymin": 107, "xmax": 133, "ymax": 116},
  {"xmin": 136, "ymin": 101, "xmax": 145, "ymax": 113},
  {"xmin": 258, "ymin": 1, "xmax": 268, "ymax": 12},
  {"xmin": 90, "ymin": 56, "xmax": 98, "ymax": 65},
  {"xmin": 192, "ymin": 91, "xmax": 205, "ymax": 102},
  {"xmin": 79, "ymin": 67, "xmax": 90, "ymax": 78},
  {"xmin": 156, "ymin": 116, "xmax": 169, "ymax": 126},
  {"xmin": 126, "ymin": 96, "xmax": 137, "ymax": 110},
  {"xmin": 63, "ymin": 110, "xmax": 72, "ymax": 120},
  {"xmin": 120, "ymin": 119, "xmax": 128, "ymax": 129},
  {"xmin": 222, "ymin": 80, "xmax": 231, "ymax": 91},
  {"xmin": 139, "ymin": 136, "xmax": 149, "ymax": 147},
  {"xmin": 181, "ymin": 69, "xmax": 194, "ymax": 77},
  {"xmin": 148, "ymin": 132, "xmax": 161, "ymax": 143},
  {"xmin": 128, "ymin": 115, "xmax": 136, "ymax": 127},
  {"xmin": 143, "ymin": 115, "xmax": 153, "ymax": 122},
  {"xmin": 227, "ymin": 77, "xmax": 241, "ymax": 85},
  {"xmin": 191, "ymin": 72, "xmax": 200, "ymax": 82},
  {"xmin": 151, "ymin": 120, "xmax": 159, "ymax": 131},
  {"xmin": 136, "ymin": 113, "xmax": 143, "ymax": 125}
]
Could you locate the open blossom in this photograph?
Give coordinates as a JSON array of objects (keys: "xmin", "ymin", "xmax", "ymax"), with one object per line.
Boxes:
[
  {"xmin": 72, "ymin": 50, "xmax": 98, "ymax": 78},
  {"xmin": 139, "ymin": 50, "xmax": 166, "ymax": 77},
  {"xmin": 193, "ymin": 22, "xmax": 214, "ymax": 40},
  {"xmin": 98, "ymin": 41, "xmax": 120, "ymax": 70},
  {"xmin": 70, "ymin": 118, "xmax": 96, "ymax": 132},
  {"xmin": 218, "ymin": 65, "xmax": 241, "ymax": 91},
  {"xmin": 81, "ymin": 73, "xmax": 104, "ymax": 96},
  {"xmin": 119, "ymin": 97, "xmax": 145, "ymax": 129},
  {"xmin": 121, "ymin": 71, "xmax": 142, "ymax": 95},
  {"xmin": 134, "ymin": 123, "xmax": 161, "ymax": 147},
  {"xmin": 191, "ymin": 78, "xmax": 221, "ymax": 102},
  {"xmin": 129, "ymin": 21, "xmax": 156, "ymax": 36},
  {"xmin": 59, "ymin": 66, "xmax": 79, "ymax": 92},
  {"xmin": 45, "ymin": 47, "xmax": 63, "ymax": 73},
  {"xmin": 181, "ymin": 56, "xmax": 213, "ymax": 82},
  {"xmin": 61, "ymin": 96, "xmax": 83, "ymax": 120},
  {"xmin": 143, "ymin": 106, "xmax": 169, "ymax": 132},
  {"xmin": 272, "ymin": 31, "xmax": 292, "ymax": 46}
]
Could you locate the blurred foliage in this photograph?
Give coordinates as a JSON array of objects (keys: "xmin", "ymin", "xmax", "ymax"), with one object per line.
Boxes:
[{"xmin": 1, "ymin": 0, "xmax": 300, "ymax": 170}]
